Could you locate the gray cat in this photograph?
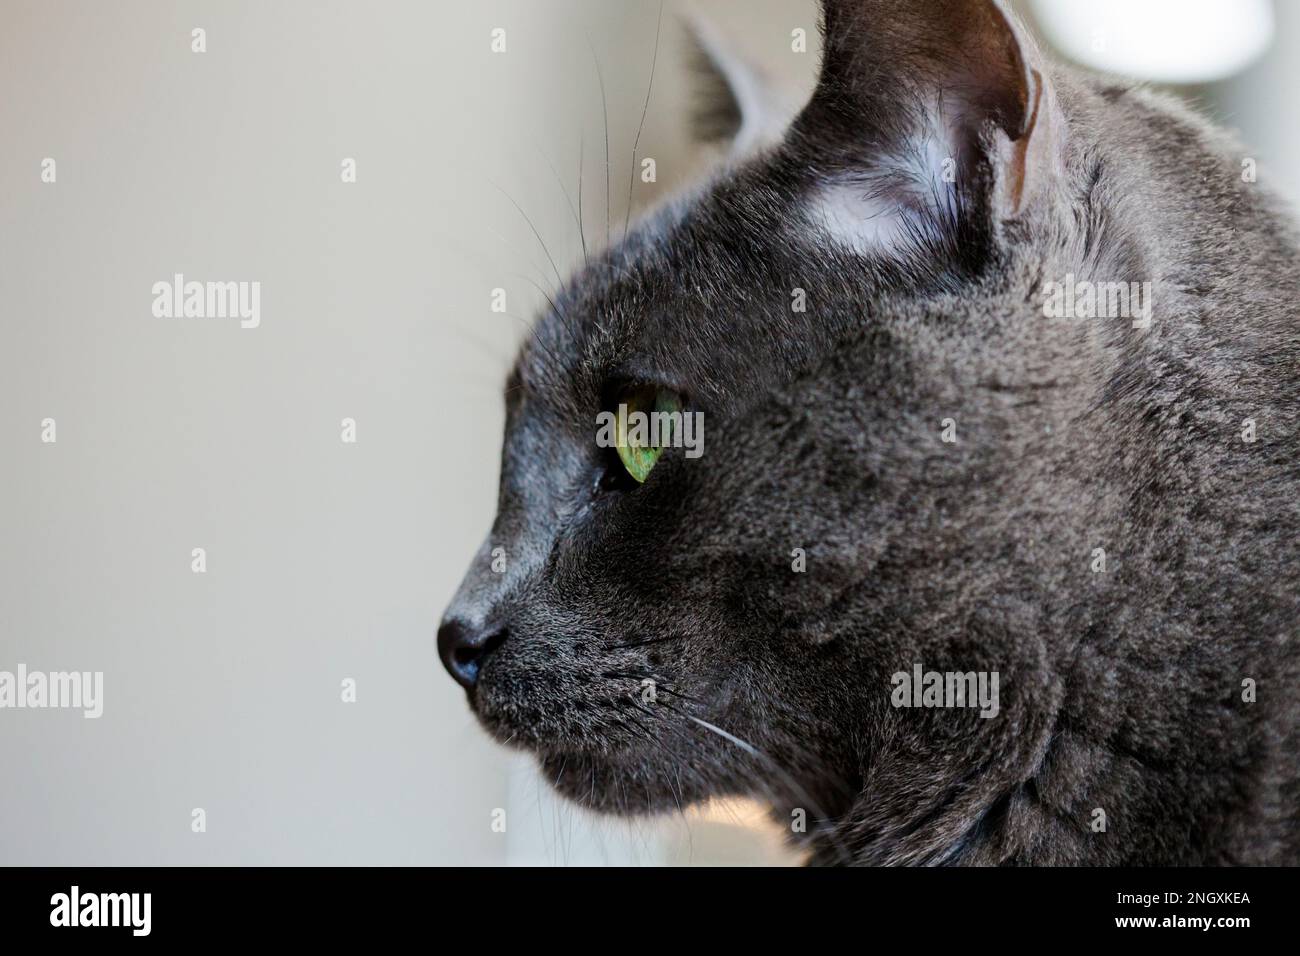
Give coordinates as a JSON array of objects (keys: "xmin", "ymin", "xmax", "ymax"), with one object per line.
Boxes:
[{"xmin": 439, "ymin": 0, "xmax": 1299, "ymax": 865}]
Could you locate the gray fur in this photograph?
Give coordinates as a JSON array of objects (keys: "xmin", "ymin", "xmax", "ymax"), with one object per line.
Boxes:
[{"xmin": 441, "ymin": 0, "xmax": 1299, "ymax": 865}]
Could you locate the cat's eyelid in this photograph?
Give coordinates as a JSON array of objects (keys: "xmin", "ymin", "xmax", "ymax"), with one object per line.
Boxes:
[{"xmin": 599, "ymin": 365, "xmax": 694, "ymax": 409}]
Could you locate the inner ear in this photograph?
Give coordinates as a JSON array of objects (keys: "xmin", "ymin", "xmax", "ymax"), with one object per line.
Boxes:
[
  {"xmin": 812, "ymin": 0, "xmax": 1035, "ymax": 140},
  {"xmin": 793, "ymin": 0, "xmax": 1060, "ymax": 255}
]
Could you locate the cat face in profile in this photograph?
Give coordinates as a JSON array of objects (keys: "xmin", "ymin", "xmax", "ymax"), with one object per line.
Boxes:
[{"xmin": 440, "ymin": 0, "xmax": 1299, "ymax": 865}]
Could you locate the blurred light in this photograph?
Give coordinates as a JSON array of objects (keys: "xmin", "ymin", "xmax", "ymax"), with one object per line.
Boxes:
[{"xmin": 1029, "ymin": 0, "xmax": 1274, "ymax": 84}]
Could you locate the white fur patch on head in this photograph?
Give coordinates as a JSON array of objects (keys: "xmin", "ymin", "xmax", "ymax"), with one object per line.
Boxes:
[
  {"xmin": 800, "ymin": 127, "xmax": 959, "ymax": 258},
  {"xmin": 803, "ymin": 179, "xmax": 918, "ymax": 257}
]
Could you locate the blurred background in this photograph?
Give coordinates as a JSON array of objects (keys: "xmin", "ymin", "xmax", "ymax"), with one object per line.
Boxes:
[{"xmin": 0, "ymin": 0, "xmax": 1294, "ymax": 866}]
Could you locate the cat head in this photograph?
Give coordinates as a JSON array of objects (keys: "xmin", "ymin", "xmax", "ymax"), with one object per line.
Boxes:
[{"xmin": 438, "ymin": 0, "xmax": 1263, "ymax": 850}]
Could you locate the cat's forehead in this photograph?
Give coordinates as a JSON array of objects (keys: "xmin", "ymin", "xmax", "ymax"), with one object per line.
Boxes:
[{"xmin": 512, "ymin": 171, "xmax": 806, "ymax": 408}]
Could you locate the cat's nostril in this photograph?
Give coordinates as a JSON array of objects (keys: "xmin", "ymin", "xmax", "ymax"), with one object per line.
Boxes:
[{"xmin": 437, "ymin": 619, "xmax": 507, "ymax": 692}]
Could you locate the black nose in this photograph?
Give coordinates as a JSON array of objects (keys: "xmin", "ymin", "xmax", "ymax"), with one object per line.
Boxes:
[{"xmin": 437, "ymin": 618, "xmax": 507, "ymax": 690}]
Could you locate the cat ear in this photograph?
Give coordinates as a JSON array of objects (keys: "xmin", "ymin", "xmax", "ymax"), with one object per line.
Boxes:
[
  {"xmin": 684, "ymin": 15, "xmax": 796, "ymax": 157},
  {"xmin": 798, "ymin": 0, "xmax": 1062, "ymax": 253}
]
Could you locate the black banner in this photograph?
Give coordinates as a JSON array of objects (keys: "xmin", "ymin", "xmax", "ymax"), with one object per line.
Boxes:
[{"xmin": 0, "ymin": 866, "xmax": 1282, "ymax": 942}]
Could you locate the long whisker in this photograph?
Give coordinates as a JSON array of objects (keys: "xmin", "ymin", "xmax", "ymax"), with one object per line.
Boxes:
[
  {"xmin": 490, "ymin": 181, "xmax": 567, "ymax": 291},
  {"xmin": 640, "ymin": 704, "xmax": 813, "ymax": 855},
  {"xmin": 481, "ymin": 223, "xmax": 560, "ymax": 312},
  {"xmin": 534, "ymin": 143, "xmax": 587, "ymax": 268},
  {"xmin": 624, "ymin": 1, "xmax": 664, "ymax": 238},
  {"xmin": 681, "ymin": 712, "xmax": 855, "ymax": 865},
  {"xmin": 599, "ymin": 661, "xmax": 859, "ymax": 864},
  {"xmin": 507, "ymin": 271, "xmax": 582, "ymax": 352},
  {"xmin": 687, "ymin": 715, "xmax": 759, "ymax": 757},
  {"xmin": 577, "ymin": 133, "xmax": 588, "ymax": 262},
  {"xmin": 586, "ymin": 37, "xmax": 612, "ymax": 246},
  {"xmin": 622, "ymin": 713, "xmax": 699, "ymax": 821}
]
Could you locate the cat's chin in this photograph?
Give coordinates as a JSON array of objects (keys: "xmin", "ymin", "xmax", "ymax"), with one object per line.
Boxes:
[
  {"xmin": 470, "ymin": 673, "xmax": 730, "ymax": 815},
  {"xmin": 535, "ymin": 750, "xmax": 714, "ymax": 816}
]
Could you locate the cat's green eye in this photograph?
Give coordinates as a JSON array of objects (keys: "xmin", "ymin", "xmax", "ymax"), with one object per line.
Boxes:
[{"xmin": 613, "ymin": 385, "xmax": 683, "ymax": 484}]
